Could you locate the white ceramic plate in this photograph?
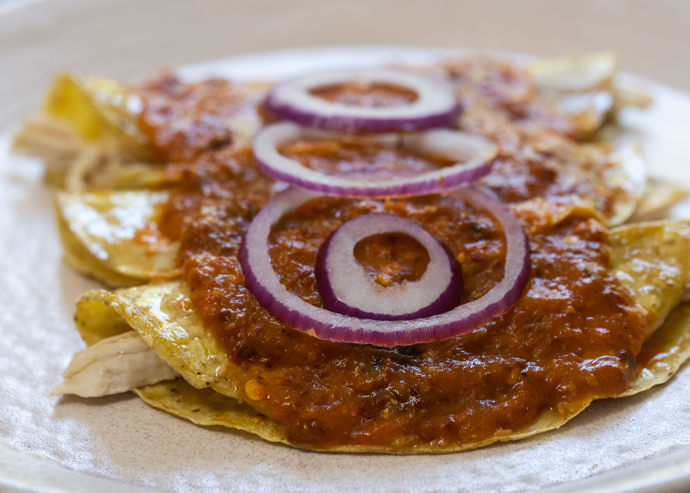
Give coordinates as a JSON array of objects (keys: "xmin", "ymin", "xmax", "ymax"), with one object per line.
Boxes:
[{"xmin": 3, "ymin": 44, "xmax": 690, "ymax": 493}]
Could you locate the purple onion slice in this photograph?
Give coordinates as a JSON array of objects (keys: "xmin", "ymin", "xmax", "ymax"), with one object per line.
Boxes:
[
  {"xmin": 252, "ymin": 122, "xmax": 497, "ymax": 198},
  {"xmin": 316, "ymin": 214, "xmax": 462, "ymax": 321},
  {"xmin": 239, "ymin": 186, "xmax": 531, "ymax": 347},
  {"xmin": 264, "ymin": 69, "xmax": 461, "ymax": 133}
]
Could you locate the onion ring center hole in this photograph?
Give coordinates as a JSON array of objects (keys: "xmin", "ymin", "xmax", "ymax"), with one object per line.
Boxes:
[
  {"xmin": 308, "ymin": 81, "xmax": 419, "ymax": 108},
  {"xmin": 278, "ymin": 137, "xmax": 458, "ymax": 176},
  {"xmin": 353, "ymin": 232, "xmax": 430, "ymax": 288}
]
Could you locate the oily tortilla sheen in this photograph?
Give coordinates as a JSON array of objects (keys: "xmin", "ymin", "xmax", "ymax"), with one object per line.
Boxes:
[{"xmin": 14, "ymin": 52, "xmax": 690, "ymax": 453}]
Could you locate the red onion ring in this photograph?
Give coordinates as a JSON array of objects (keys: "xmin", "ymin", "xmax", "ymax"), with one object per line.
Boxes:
[
  {"xmin": 252, "ymin": 122, "xmax": 497, "ymax": 197},
  {"xmin": 239, "ymin": 187, "xmax": 531, "ymax": 347},
  {"xmin": 264, "ymin": 69, "xmax": 461, "ymax": 133},
  {"xmin": 316, "ymin": 214, "xmax": 463, "ymax": 321}
]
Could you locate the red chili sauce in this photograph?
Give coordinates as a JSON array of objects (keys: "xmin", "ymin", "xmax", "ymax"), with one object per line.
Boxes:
[
  {"xmin": 279, "ymin": 137, "xmax": 456, "ymax": 176},
  {"xmin": 174, "ymin": 186, "xmax": 647, "ymax": 449},
  {"xmin": 134, "ymin": 58, "xmax": 649, "ymax": 449},
  {"xmin": 354, "ymin": 233, "xmax": 430, "ymax": 287},
  {"xmin": 310, "ymin": 82, "xmax": 418, "ymax": 107}
]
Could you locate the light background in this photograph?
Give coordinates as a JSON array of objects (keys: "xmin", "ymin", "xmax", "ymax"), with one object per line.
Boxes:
[{"xmin": 1, "ymin": 0, "xmax": 689, "ymax": 129}]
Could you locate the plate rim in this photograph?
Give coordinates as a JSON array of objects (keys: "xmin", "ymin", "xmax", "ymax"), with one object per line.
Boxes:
[{"xmin": 3, "ymin": 42, "xmax": 690, "ymax": 493}]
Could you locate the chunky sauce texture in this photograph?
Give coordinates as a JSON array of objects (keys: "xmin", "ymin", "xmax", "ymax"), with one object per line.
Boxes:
[
  {"xmin": 137, "ymin": 58, "xmax": 650, "ymax": 450},
  {"xmin": 279, "ymin": 138, "xmax": 456, "ymax": 176},
  {"xmin": 175, "ymin": 189, "xmax": 646, "ymax": 449},
  {"xmin": 354, "ymin": 233, "xmax": 430, "ymax": 287},
  {"xmin": 310, "ymin": 82, "xmax": 418, "ymax": 107}
]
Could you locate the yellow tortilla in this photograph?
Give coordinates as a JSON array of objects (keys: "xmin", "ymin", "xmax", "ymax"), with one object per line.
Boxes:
[
  {"xmin": 57, "ymin": 191, "xmax": 181, "ymax": 287},
  {"xmin": 596, "ymin": 142, "xmax": 647, "ymax": 227},
  {"xmin": 528, "ymin": 52, "xmax": 617, "ymax": 95},
  {"xmin": 72, "ymin": 219, "xmax": 690, "ymax": 453},
  {"xmin": 624, "ymin": 303, "xmax": 690, "ymax": 396},
  {"xmin": 75, "ymin": 281, "xmax": 242, "ymax": 400},
  {"xmin": 630, "ymin": 178, "xmax": 690, "ymax": 223},
  {"xmin": 43, "ymin": 73, "xmax": 152, "ymax": 160},
  {"xmin": 132, "ymin": 380, "xmax": 287, "ymax": 445},
  {"xmin": 609, "ymin": 220, "xmax": 690, "ymax": 333}
]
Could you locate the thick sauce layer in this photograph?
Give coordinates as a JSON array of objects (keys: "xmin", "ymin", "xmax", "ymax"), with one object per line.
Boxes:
[
  {"xmin": 133, "ymin": 58, "xmax": 633, "ymax": 226},
  {"xmin": 163, "ymin": 171, "xmax": 647, "ymax": 448},
  {"xmin": 310, "ymin": 82, "xmax": 418, "ymax": 107},
  {"xmin": 140, "ymin": 57, "xmax": 648, "ymax": 450},
  {"xmin": 133, "ymin": 75, "xmax": 268, "ymax": 162},
  {"xmin": 354, "ymin": 233, "xmax": 430, "ymax": 287}
]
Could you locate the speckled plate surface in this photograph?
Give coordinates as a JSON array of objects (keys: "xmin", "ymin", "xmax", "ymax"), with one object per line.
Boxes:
[{"xmin": 3, "ymin": 20, "xmax": 690, "ymax": 493}]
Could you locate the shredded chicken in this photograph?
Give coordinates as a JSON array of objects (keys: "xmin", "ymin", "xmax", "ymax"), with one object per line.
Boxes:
[{"xmin": 52, "ymin": 331, "xmax": 179, "ymax": 397}]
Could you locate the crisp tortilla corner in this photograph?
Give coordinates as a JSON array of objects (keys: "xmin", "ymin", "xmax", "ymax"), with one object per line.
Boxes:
[
  {"xmin": 56, "ymin": 191, "xmax": 181, "ymax": 288},
  {"xmin": 133, "ymin": 380, "xmax": 287, "ymax": 446}
]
